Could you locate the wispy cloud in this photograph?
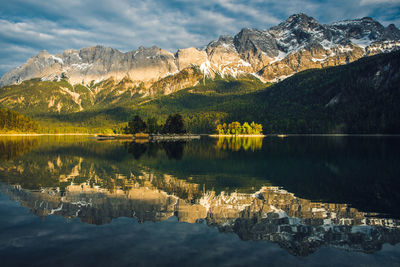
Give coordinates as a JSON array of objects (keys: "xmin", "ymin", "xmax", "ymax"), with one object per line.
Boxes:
[
  {"xmin": 0, "ymin": 0, "xmax": 399, "ymax": 76},
  {"xmin": 360, "ymin": 0, "xmax": 400, "ymax": 5}
]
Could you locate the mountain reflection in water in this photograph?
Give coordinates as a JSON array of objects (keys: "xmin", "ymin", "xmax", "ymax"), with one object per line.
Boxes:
[{"xmin": 0, "ymin": 136, "xmax": 400, "ymax": 257}]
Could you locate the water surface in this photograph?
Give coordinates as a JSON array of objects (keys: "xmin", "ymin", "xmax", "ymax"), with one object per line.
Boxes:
[{"xmin": 0, "ymin": 135, "xmax": 400, "ymax": 266}]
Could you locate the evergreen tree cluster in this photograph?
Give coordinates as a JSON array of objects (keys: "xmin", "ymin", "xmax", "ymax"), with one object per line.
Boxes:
[
  {"xmin": 215, "ymin": 121, "xmax": 263, "ymax": 135},
  {"xmin": 125, "ymin": 114, "xmax": 186, "ymax": 134},
  {"xmin": 0, "ymin": 108, "xmax": 39, "ymax": 133}
]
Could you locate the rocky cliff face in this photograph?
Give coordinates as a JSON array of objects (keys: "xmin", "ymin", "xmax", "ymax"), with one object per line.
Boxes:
[
  {"xmin": 1, "ymin": 13, "xmax": 399, "ymax": 93},
  {"xmin": 0, "ymin": 45, "xmax": 178, "ymax": 88}
]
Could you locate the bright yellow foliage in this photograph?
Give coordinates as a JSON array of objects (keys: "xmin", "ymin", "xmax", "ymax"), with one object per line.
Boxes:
[{"xmin": 215, "ymin": 121, "xmax": 263, "ymax": 135}]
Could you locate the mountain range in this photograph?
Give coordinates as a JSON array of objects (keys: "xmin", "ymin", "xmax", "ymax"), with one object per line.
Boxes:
[
  {"xmin": 0, "ymin": 13, "xmax": 399, "ymax": 133},
  {"xmin": 1, "ymin": 13, "xmax": 399, "ymax": 89}
]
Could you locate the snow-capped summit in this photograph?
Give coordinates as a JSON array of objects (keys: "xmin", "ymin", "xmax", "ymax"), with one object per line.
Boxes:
[{"xmin": 1, "ymin": 13, "xmax": 399, "ymax": 89}]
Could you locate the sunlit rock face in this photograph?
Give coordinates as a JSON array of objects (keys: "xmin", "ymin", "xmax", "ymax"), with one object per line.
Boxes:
[
  {"xmin": 0, "ymin": 46, "xmax": 178, "ymax": 88},
  {"xmin": 175, "ymin": 48, "xmax": 207, "ymax": 70},
  {"xmin": 204, "ymin": 35, "xmax": 254, "ymax": 79},
  {"xmin": 1, "ymin": 13, "xmax": 399, "ymax": 90}
]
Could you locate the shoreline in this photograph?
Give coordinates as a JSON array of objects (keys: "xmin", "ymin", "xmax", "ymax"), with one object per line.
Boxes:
[
  {"xmin": 0, "ymin": 133, "xmax": 94, "ymax": 136},
  {"xmin": 209, "ymin": 134, "xmax": 266, "ymax": 137},
  {"xmin": 209, "ymin": 134, "xmax": 400, "ymax": 138},
  {"xmin": 273, "ymin": 134, "xmax": 400, "ymax": 137},
  {"xmin": 151, "ymin": 134, "xmax": 201, "ymax": 141},
  {"xmin": 1, "ymin": 133, "xmax": 400, "ymax": 137}
]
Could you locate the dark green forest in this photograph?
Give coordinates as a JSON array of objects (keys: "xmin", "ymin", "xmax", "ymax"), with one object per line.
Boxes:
[
  {"xmin": 228, "ymin": 51, "xmax": 400, "ymax": 134},
  {"xmin": 132, "ymin": 51, "xmax": 400, "ymax": 134},
  {"xmin": 0, "ymin": 108, "xmax": 39, "ymax": 133}
]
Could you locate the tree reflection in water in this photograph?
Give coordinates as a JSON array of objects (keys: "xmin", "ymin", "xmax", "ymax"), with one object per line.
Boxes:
[
  {"xmin": 215, "ymin": 137, "xmax": 263, "ymax": 151},
  {"xmin": 125, "ymin": 141, "xmax": 148, "ymax": 159},
  {"xmin": 0, "ymin": 137, "xmax": 39, "ymax": 161},
  {"xmin": 0, "ymin": 136, "xmax": 400, "ymax": 257},
  {"xmin": 125, "ymin": 140, "xmax": 186, "ymax": 160}
]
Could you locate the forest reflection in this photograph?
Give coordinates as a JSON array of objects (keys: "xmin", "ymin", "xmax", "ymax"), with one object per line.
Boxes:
[
  {"xmin": 125, "ymin": 141, "xmax": 186, "ymax": 160},
  {"xmin": 125, "ymin": 137, "xmax": 264, "ymax": 160},
  {"xmin": 0, "ymin": 137, "xmax": 40, "ymax": 161},
  {"xmin": 215, "ymin": 136, "xmax": 263, "ymax": 151},
  {"xmin": 0, "ymin": 136, "xmax": 400, "ymax": 257}
]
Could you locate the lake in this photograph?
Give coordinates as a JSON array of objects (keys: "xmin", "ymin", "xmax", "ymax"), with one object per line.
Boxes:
[{"xmin": 0, "ymin": 135, "xmax": 400, "ymax": 266}]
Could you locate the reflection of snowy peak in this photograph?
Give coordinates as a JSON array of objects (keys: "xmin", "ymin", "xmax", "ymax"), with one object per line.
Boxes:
[
  {"xmin": 2, "ymin": 171, "xmax": 400, "ymax": 257},
  {"xmin": 1, "ymin": 13, "xmax": 399, "ymax": 89}
]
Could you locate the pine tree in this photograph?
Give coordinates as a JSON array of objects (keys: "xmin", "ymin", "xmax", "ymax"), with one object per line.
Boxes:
[{"xmin": 126, "ymin": 115, "xmax": 147, "ymax": 134}]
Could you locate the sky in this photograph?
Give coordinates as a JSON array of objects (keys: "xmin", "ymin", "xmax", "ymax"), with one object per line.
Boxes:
[{"xmin": 0, "ymin": 0, "xmax": 399, "ymax": 76}]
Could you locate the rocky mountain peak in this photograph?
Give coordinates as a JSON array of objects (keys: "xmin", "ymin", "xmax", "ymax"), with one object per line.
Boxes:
[
  {"xmin": 79, "ymin": 45, "xmax": 122, "ymax": 64},
  {"xmin": 280, "ymin": 13, "xmax": 320, "ymax": 30},
  {"xmin": 234, "ymin": 28, "xmax": 277, "ymax": 57},
  {"xmin": 207, "ymin": 35, "xmax": 235, "ymax": 49},
  {"xmin": 36, "ymin": 50, "xmax": 51, "ymax": 58},
  {"xmin": 361, "ymin": 16, "xmax": 374, "ymax": 21},
  {"xmin": 137, "ymin": 45, "xmax": 161, "ymax": 51},
  {"xmin": 1, "ymin": 13, "xmax": 400, "ymax": 90},
  {"xmin": 268, "ymin": 13, "xmax": 329, "ymax": 54},
  {"xmin": 134, "ymin": 45, "xmax": 159, "ymax": 56},
  {"xmin": 387, "ymin": 23, "xmax": 398, "ymax": 31},
  {"xmin": 384, "ymin": 24, "xmax": 400, "ymax": 40},
  {"xmin": 331, "ymin": 17, "xmax": 386, "ymax": 42}
]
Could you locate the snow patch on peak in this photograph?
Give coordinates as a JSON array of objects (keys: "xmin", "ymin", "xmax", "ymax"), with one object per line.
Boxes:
[
  {"xmin": 366, "ymin": 40, "xmax": 400, "ymax": 53},
  {"xmin": 269, "ymin": 50, "xmax": 288, "ymax": 64},
  {"xmin": 41, "ymin": 74, "xmax": 62, "ymax": 82},
  {"xmin": 311, "ymin": 55, "xmax": 328, "ymax": 62},
  {"xmin": 70, "ymin": 63, "xmax": 93, "ymax": 70},
  {"xmin": 200, "ymin": 59, "xmax": 212, "ymax": 76},
  {"xmin": 350, "ymin": 36, "xmax": 372, "ymax": 48},
  {"xmin": 320, "ymin": 39, "xmax": 335, "ymax": 50},
  {"xmin": 238, "ymin": 59, "xmax": 251, "ymax": 67},
  {"xmin": 51, "ymin": 55, "xmax": 64, "ymax": 65}
]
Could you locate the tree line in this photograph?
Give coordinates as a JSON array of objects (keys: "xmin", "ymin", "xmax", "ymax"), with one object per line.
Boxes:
[
  {"xmin": 216, "ymin": 121, "xmax": 263, "ymax": 135},
  {"xmin": 124, "ymin": 113, "xmax": 186, "ymax": 134},
  {"xmin": 0, "ymin": 108, "xmax": 39, "ymax": 133}
]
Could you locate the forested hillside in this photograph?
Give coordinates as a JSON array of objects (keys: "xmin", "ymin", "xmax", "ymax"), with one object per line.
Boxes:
[
  {"xmin": 0, "ymin": 51, "xmax": 399, "ymax": 134},
  {"xmin": 0, "ymin": 108, "xmax": 39, "ymax": 133},
  {"xmin": 228, "ymin": 50, "xmax": 400, "ymax": 133},
  {"xmin": 36, "ymin": 76, "xmax": 266, "ymax": 133},
  {"xmin": 125, "ymin": 50, "xmax": 400, "ymax": 134}
]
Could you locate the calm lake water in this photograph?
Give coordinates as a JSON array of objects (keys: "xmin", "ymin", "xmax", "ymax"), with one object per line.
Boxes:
[{"xmin": 0, "ymin": 135, "xmax": 400, "ymax": 266}]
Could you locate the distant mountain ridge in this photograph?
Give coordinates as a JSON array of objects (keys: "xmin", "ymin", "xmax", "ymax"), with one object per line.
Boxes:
[{"xmin": 1, "ymin": 13, "xmax": 399, "ymax": 91}]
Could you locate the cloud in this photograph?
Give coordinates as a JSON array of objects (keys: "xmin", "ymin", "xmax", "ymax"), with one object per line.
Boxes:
[
  {"xmin": 0, "ymin": 0, "xmax": 399, "ymax": 76},
  {"xmin": 360, "ymin": 0, "xmax": 400, "ymax": 5}
]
